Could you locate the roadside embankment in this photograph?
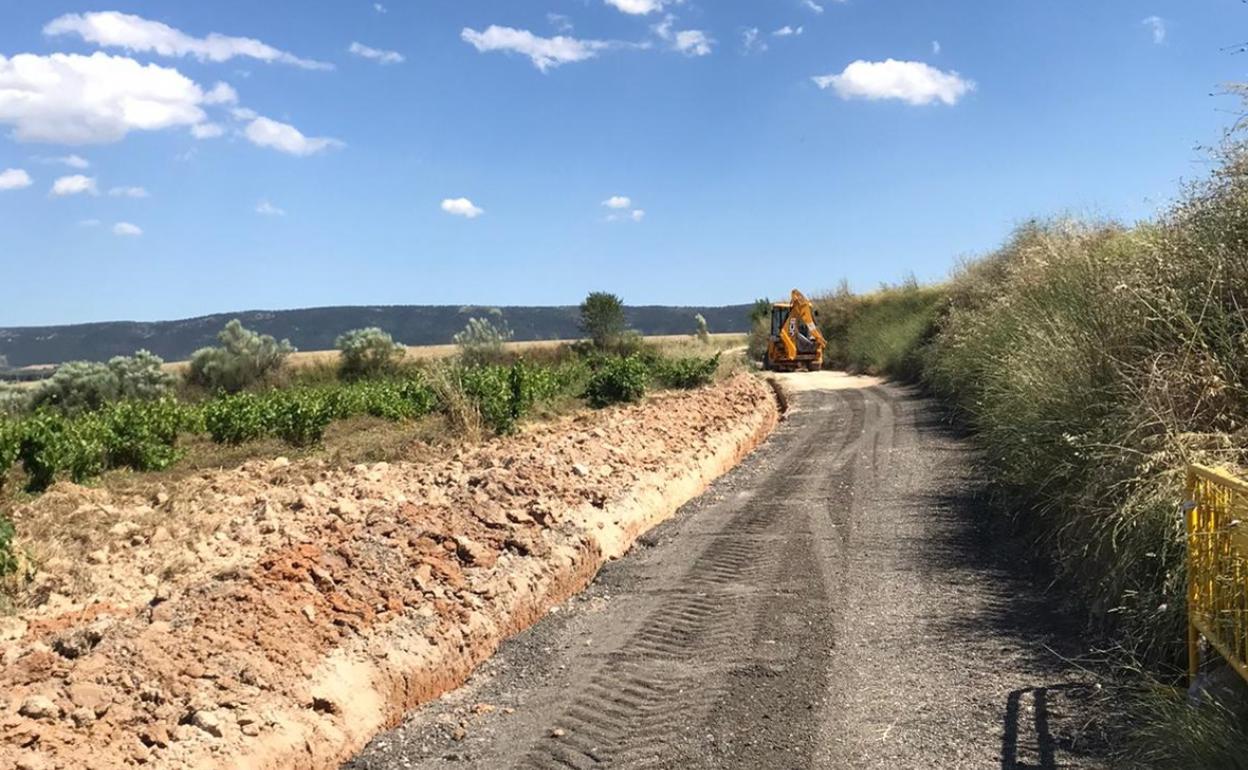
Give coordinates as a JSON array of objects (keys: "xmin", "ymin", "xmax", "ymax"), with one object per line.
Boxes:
[{"xmin": 0, "ymin": 373, "xmax": 778, "ymax": 770}]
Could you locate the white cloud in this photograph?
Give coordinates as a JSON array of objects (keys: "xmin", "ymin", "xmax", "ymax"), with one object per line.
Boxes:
[
  {"xmin": 112, "ymin": 221, "xmax": 142, "ymax": 236},
  {"xmin": 654, "ymin": 17, "xmax": 714, "ymax": 56},
  {"xmin": 742, "ymin": 28, "xmax": 767, "ymax": 54},
  {"xmin": 932, "ymin": 40, "xmax": 941, "ymax": 55},
  {"xmin": 374, "ymin": 3, "xmax": 387, "ymax": 13},
  {"xmin": 45, "ymin": 11, "xmax": 332, "ymax": 70},
  {"xmin": 548, "ymin": 14, "xmax": 574, "ymax": 33},
  {"xmin": 349, "ymin": 41, "xmax": 405, "ymax": 65},
  {"xmin": 813, "ymin": 59, "xmax": 975, "ymax": 106},
  {"xmin": 604, "ymin": 0, "xmax": 674, "ymax": 14},
  {"xmin": 204, "ymin": 81, "xmax": 238, "ymax": 105},
  {"xmin": 255, "ymin": 199, "xmax": 285, "ymax": 216},
  {"xmin": 36, "ymin": 154, "xmax": 90, "ymax": 169},
  {"xmin": 802, "ymin": 0, "xmax": 825, "ymax": 13},
  {"xmin": 51, "ymin": 174, "xmax": 98, "ymax": 196},
  {"xmin": 462, "ymin": 26, "xmax": 610, "ymax": 72},
  {"xmin": 441, "ymin": 198, "xmax": 484, "ymax": 218},
  {"xmin": 230, "ymin": 106, "xmax": 258, "ymax": 121},
  {"xmin": 603, "ymin": 195, "xmax": 632, "ymax": 209},
  {"xmin": 1143, "ymin": 16, "xmax": 1166, "ymax": 45},
  {"xmin": 0, "ymin": 52, "xmax": 224, "ymax": 144},
  {"xmin": 773, "ymin": 26, "xmax": 803, "ymax": 37},
  {"xmin": 0, "ymin": 168, "xmax": 32, "ymax": 190},
  {"xmin": 191, "ymin": 122, "xmax": 224, "ymax": 139},
  {"xmin": 243, "ymin": 116, "xmax": 343, "ymax": 156},
  {"xmin": 109, "ymin": 185, "xmax": 149, "ymax": 198},
  {"xmin": 631, "ymin": 209, "xmax": 646, "ymax": 222}
]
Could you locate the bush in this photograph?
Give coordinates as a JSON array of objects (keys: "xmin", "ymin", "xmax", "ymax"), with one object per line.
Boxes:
[
  {"xmin": 0, "ymin": 514, "xmax": 17, "ymax": 578},
  {"xmin": 188, "ymin": 319, "xmax": 295, "ymax": 393},
  {"xmin": 268, "ymin": 390, "xmax": 334, "ymax": 447},
  {"xmin": 585, "ymin": 355, "xmax": 648, "ymax": 407},
  {"xmin": 454, "ymin": 313, "xmax": 513, "ymax": 367},
  {"xmin": 650, "ymin": 354, "xmax": 720, "ymax": 389},
  {"xmin": 0, "ymin": 420, "xmax": 19, "ymax": 490},
  {"xmin": 0, "ymin": 384, "xmax": 30, "ymax": 417},
  {"xmin": 202, "ymin": 392, "xmax": 269, "ymax": 445},
  {"xmin": 31, "ymin": 351, "xmax": 174, "ymax": 414},
  {"xmin": 336, "ymin": 327, "xmax": 405, "ymax": 379},
  {"xmin": 32, "ymin": 361, "xmax": 117, "ymax": 413},
  {"xmin": 580, "ymin": 292, "xmax": 627, "ymax": 350},
  {"xmin": 17, "ymin": 411, "xmax": 108, "ymax": 491},
  {"xmin": 111, "ymin": 350, "xmax": 175, "ymax": 400},
  {"xmin": 100, "ymin": 399, "xmax": 185, "ymax": 471}
]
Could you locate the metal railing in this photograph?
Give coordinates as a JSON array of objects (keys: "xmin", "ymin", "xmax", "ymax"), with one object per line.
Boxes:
[{"xmin": 1186, "ymin": 464, "xmax": 1248, "ymax": 684}]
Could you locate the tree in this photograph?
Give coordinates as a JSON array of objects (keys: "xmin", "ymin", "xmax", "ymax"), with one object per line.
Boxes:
[
  {"xmin": 31, "ymin": 350, "xmax": 173, "ymax": 413},
  {"xmin": 188, "ymin": 319, "xmax": 295, "ymax": 393},
  {"xmin": 0, "ymin": 354, "xmax": 8, "ymax": 371},
  {"xmin": 749, "ymin": 298, "xmax": 772, "ymax": 324},
  {"xmin": 336, "ymin": 327, "xmax": 406, "ymax": 379},
  {"xmin": 580, "ymin": 292, "xmax": 627, "ymax": 350}
]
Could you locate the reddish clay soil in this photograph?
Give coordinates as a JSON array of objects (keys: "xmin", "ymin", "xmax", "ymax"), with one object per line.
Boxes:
[{"xmin": 0, "ymin": 374, "xmax": 777, "ymax": 770}]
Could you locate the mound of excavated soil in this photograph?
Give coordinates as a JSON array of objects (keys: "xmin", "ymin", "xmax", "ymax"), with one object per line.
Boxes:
[{"xmin": 0, "ymin": 374, "xmax": 778, "ymax": 770}]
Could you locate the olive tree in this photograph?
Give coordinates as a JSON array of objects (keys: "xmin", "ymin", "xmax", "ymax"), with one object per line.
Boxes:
[
  {"xmin": 336, "ymin": 327, "xmax": 406, "ymax": 379},
  {"xmin": 188, "ymin": 319, "xmax": 295, "ymax": 393}
]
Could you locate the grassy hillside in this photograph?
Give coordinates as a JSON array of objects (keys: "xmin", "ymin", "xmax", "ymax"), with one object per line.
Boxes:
[
  {"xmin": 817, "ymin": 139, "xmax": 1248, "ymax": 765},
  {"xmin": 0, "ymin": 303, "xmax": 753, "ymax": 367}
]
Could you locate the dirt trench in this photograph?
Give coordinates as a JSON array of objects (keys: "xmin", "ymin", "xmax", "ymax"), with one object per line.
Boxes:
[{"xmin": 0, "ymin": 374, "xmax": 778, "ymax": 770}]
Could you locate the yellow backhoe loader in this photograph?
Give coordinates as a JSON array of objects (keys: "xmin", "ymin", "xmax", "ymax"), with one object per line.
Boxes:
[{"xmin": 763, "ymin": 289, "xmax": 826, "ymax": 372}]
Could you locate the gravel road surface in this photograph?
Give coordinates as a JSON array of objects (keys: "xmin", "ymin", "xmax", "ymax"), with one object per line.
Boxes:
[{"xmin": 346, "ymin": 379, "xmax": 1109, "ymax": 769}]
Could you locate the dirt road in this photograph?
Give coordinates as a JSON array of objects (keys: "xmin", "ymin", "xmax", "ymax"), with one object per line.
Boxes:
[{"xmin": 346, "ymin": 376, "xmax": 1109, "ymax": 769}]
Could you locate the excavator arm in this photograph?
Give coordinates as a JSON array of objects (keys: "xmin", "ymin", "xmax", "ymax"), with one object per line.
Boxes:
[{"xmin": 778, "ymin": 289, "xmax": 825, "ymax": 360}]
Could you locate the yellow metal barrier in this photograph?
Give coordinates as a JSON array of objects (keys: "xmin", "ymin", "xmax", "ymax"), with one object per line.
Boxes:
[{"xmin": 1186, "ymin": 464, "xmax": 1248, "ymax": 684}]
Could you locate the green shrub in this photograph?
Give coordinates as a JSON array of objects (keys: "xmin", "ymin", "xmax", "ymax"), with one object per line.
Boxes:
[
  {"xmin": 268, "ymin": 390, "xmax": 334, "ymax": 447},
  {"xmin": 188, "ymin": 319, "xmax": 295, "ymax": 393},
  {"xmin": 0, "ymin": 515, "xmax": 17, "ymax": 578},
  {"xmin": 30, "ymin": 351, "xmax": 174, "ymax": 414},
  {"xmin": 32, "ymin": 361, "xmax": 117, "ymax": 413},
  {"xmin": 693, "ymin": 313, "xmax": 710, "ymax": 344},
  {"xmin": 17, "ymin": 411, "xmax": 108, "ymax": 491},
  {"xmin": 459, "ymin": 365, "xmax": 515, "ymax": 434},
  {"xmin": 202, "ymin": 392, "xmax": 270, "ymax": 445},
  {"xmin": 100, "ymin": 399, "xmax": 185, "ymax": 471},
  {"xmin": 336, "ymin": 327, "xmax": 405, "ymax": 379},
  {"xmin": 0, "ymin": 420, "xmax": 19, "ymax": 490},
  {"xmin": 586, "ymin": 355, "xmax": 648, "ymax": 408},
  {"xmin": 650, "ymin": 354, "xmax": 719, "ymax": 389}
]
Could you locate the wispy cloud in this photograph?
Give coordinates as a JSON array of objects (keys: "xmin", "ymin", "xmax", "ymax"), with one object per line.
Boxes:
[
  {"xmin": 932, "ymin": 40, "xmax": 941, "ymax": 55},
  {"xmin": 35, "ymin": 154, "xmax": 90, "ymax": 169},
  {"xmin": 742, "ymin": 28, "xmax": 767, "ymax": 54},
  {"xmin": 654, "ymin": 17, "xmax": 714, "ymax": 57},
  {"xmin": 1143, "ymin": 16, "xmax": 1166, "ymax": 45},
  {"xmin": 813, "ymin": 59, "xmax": 975, "ymax": 106},
  {"xmin": 349, "ymin": 41, "xmax": 404, "ymax": 65},
  {"xmin": 243, "ymin": 116, "xmax": 343, "ymax": 156},
  {"xmin": 255, "ymin": 199, "xmax": 286, "ymax": 216},
  {"xmin": 442, "ymin": 197, "xmax": 485, "ymax": 218},
  {"xmin": 462, "ymin": 26, "xmax": 611, "ymax": 72},
  {"xmin": 109, "ymin": 186, "xmax": 149, "ymax": 198},
  {"xmin": 45, "ymin": 11, "xmax": 332, "ymax": 70},
  {"xmin": 773, "ymin": 26, "xmax": 804, "ymax": 37},
  {"xmin": 802, "ymin": 0, "xmax": 825, "ymax": 14},
  {"xmin": 113, "ymin": 221, "xmax": 142, "ymax": 237},
  {"xmin": 373, "ymin": 3, "xmax": 387, "ymax": 13},
  {"xmin": 603, "ymin": 195, "xmax": 633, "ymax": 210}
]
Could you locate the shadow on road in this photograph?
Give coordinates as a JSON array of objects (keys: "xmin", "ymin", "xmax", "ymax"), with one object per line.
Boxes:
[{"xmin": 886, "ymin": 386, "xmax": 1115, "ymax": 768}]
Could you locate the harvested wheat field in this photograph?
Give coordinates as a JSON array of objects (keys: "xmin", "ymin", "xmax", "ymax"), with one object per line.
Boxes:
[{"xmin": 0, "ymin": 375, "xmax": 777, "ymax": 770}]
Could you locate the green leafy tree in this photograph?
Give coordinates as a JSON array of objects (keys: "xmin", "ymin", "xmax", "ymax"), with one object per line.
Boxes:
[
  {"xmin": 110, "ymin": 349, "xmax": 175, "ymax": 400},
  {"xmin": 580, "ymin": 292, "xmax": 627, "ymax": 350},
  {"xmin": 336, "ymin": 327, "xmax": 406, "ymax": 379},
  {"xmin": 188, "ymin": 319, "xmax": 295, "ymax": 393},
  {"xmin": 454, "ymin": 311, "xmax": 514, "ymax": 366},
  {"xmin": 749, "ymin": 298, "xmax": 772, "ymax": 324}
]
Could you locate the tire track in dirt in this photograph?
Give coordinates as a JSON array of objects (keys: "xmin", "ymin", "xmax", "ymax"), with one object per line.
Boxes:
[{"xmin": 347, "ymin": 379, "xmax": 1110, "ymax": 770}]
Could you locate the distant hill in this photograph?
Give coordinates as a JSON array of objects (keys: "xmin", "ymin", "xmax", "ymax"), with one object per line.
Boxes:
[{"xmin": 0, "ymin": 304, "xmax": 754, "ymax": 367}]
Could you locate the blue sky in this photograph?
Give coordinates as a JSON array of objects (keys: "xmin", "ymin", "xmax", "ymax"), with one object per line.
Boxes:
[{"xmin": 0, "ymin": 1, "xmax": 1242, "ymax": 326}]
